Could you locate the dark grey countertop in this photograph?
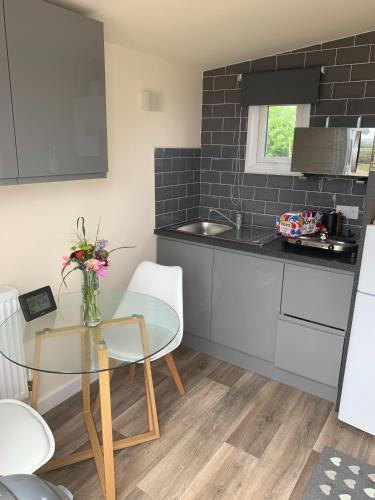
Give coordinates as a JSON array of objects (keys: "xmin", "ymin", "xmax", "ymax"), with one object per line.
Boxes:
[{"xmin": 154, "ymin": 220, "xmax": 358, "ymax": 273}]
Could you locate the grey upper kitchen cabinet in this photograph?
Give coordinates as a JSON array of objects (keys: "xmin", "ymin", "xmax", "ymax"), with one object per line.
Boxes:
[
  {"xmin": 211, "ymin": 249, "xmax": 284, "ymax": 362},
  {"xmin": 0, "ymin": 0, "xmax": 18, "ymax": 183},
  {"xmin": 3, "ymin": 0, "xmax": 107, "ymax": 182},
  {"xmin": 157, "ymin": 238, "xmax": 213, "ymax": 340}
]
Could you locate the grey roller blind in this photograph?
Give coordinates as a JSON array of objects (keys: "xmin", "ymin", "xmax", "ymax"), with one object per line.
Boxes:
[{"xmin": 240, "ymin": 67, "xmax": 321, "ymax": 106}]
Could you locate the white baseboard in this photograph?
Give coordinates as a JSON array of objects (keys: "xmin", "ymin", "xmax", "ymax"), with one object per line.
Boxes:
[
  {"xmin": 37, "ymin": 374, "xmax": 98, "ymax": 415},
  {"xmin": 37, "ymin": 376, "xmax": 81, "ymax": 414}
]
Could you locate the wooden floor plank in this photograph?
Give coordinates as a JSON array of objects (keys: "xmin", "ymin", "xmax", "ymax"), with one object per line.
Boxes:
[
  {"xmin": 41, "ymin": 430, "xmax": 125, "ymax": 498},
  {"xmin": 181, "ymin": 442, "xmax": 258, "ymax": 500},
  {"xmin": 236, "ymin": 392, "xmax": 332, "ymax": 500},
  {"xmin": 75, "ymin": 378, "xmax": 229, "ymax": 499},
  {"xmin": 227, "ymin": 381, "xmax": 302, "ymax": 457},
  {"xmin": 207, "ymin": 360, "xmax": 246, "ymax": 387},
  {"xmin": 43, "ymin": 367, "xmax": 166, "ymax": 458},
  {"xmin": 121, "ymin": 487, "xmax": 153, "ymax": 500},
  {"xmin": 40, "ymin": 347, "xmax": 374, "ymax": 500},
  {"xmin": 314, "ymin": 407, "xmax": 375, "ymax": 465},
  {"xmin": 138, "ymin": 372, "xmax": 269, "ymax": 499},
  {"xmin": 112, "ymin": 352, "xmax": 220, "ymax": 437},
  {"xmin": 360, "ymin": 431, "xmax": 375, "ymax": 466},
  {"xmin": 288, "ymin": 450, "xmax": 320, "ymax": 500}
]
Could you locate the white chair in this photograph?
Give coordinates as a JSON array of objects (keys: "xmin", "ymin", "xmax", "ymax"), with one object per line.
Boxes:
[
  {"xmin": 0, "ymin": 399, "xmax": 55, "ymax": 475},
  {"xmin": 126, "ymin": 261, "xmax": 185, "ymax": 395},
  {"xmin": 0, "ymin": 399, "xmax": 73, "ymax": 499},
  {"xmin": 93, "ymin": 261, "xmax": 185, "ymax": 413}
]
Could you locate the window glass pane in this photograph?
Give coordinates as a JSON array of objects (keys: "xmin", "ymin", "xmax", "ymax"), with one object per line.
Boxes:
[
  {"xmin": 265, "ymin": 105, "xmax": 297, "ymax": 158},
  {"xmin": 357, "ymin": 128, "xmax": 375, "ymax": 175}
]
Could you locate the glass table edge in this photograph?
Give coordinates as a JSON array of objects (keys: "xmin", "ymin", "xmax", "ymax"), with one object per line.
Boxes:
[{"xmin": 0, "ymin": 290, "xmax": 180, "ymax": 374}]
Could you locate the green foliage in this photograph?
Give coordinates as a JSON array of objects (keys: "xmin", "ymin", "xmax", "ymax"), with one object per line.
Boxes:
[{"xmin": 265, "ymin": 105, "xmax": 297, "ymax": 158}]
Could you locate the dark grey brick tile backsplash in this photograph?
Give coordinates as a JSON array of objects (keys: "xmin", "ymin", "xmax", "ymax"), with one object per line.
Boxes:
[
  {"xmin": 322, "ymin": 36, "xmax": 355, "ymax": 50},
  {"xmin": 154, "ymin": 145, "xmax": 366, "ymax": 237},
  {"xmin": 154, "ymin": 30, "xmax": 375, "ymax": 235},
  {"xmin": 154, "ymin": 148, "xmax": 201, "ymax": 228},
  {"xmin": 196, "ymin": 29, "xmax": 373, "ymax": 237},
  {"xmin": 198, "ymin": 168, "xmax": 365, "ymax": 237}
]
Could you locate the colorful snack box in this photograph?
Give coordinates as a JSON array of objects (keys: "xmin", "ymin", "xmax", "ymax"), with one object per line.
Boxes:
[{"xmin": 276, "ymin": 211, "xmax": 326, "ymax": 237}]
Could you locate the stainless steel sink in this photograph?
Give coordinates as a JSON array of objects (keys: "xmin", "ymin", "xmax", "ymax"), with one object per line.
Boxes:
[{"xmin": 176, "ymin": 221, "xmax": 232, "ymax": 236}]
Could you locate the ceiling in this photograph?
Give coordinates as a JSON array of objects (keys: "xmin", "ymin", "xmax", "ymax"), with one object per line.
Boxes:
[{"xmin": 50, "ymin": 0, "xmax": 375, "ymax": 69}]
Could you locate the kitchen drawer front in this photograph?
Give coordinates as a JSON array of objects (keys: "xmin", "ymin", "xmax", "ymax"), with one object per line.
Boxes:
[
  {"xmin": 275, "ymin": 317, "xmax": 344, "ymax": 387},
  {"xmin": 281, "ymin": 263, "xmax": 353, "ymax": 330}
]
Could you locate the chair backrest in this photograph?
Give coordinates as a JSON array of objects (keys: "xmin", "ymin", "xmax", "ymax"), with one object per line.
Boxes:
[
  {"xmin": 127, "ymin": 261, "xmax": 183, "ymax": 344},
  {"xmin": 0, "ymin": 399, "xmax": 55, "ymax": 475}
]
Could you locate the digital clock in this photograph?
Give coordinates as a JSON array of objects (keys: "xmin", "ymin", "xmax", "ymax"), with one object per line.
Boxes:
[{"xmin": 18, "ymin": 286, "xmax": 57, "ymax": 322}]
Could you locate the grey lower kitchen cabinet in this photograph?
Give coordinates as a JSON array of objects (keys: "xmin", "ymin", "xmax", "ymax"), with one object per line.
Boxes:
[
  {"xmin": 157, "ymin": 238, "xmax": 213, "ymax": 340},
  {"xmin": 211, "ymin": 249, "xmax": 284, "ymax": 362},
  {"xmin": 0, "ymin": 1, "xmax": 18, "ymax": 183},
  {"xmin": 275, "ymin": 316, "xmax": 344, "ymax": 387},
  {"xmin": 3, "ymin": 0, "xmax": 107, "ymax": 182},
  {"xmin": 156, "ymin": 235, "xmax": 354, "ymax": 401},
  {"xmin": 281, "ymin": 263, "xmax": 354, "ymax": 330}
]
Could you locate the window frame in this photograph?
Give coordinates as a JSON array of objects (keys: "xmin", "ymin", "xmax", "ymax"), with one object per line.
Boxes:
[{"xmin": 245, "ymin": 103, "xmax": 311, "ymax": 175}]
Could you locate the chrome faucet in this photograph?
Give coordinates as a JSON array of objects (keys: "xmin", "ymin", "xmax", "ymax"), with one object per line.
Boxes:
[{"xmin": 208, "ymin": 208, "xmax": 242, "ymax": 230}]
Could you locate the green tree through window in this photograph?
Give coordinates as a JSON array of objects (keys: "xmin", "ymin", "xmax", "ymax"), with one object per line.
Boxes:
[{"xmin": 265, "ymin": 105, "xmax": 297, "ymax": 158}]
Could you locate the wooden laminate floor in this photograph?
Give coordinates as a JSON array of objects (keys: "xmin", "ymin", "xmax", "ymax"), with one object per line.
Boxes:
[{"xmin": 42, "ymin": 347, "xmax": 375, "ymax": 499}]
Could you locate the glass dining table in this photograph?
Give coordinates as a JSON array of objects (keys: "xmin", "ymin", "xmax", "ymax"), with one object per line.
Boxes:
[{"xmin": 0, "ymin": 289, "xmax": 180, "ymax": 500}]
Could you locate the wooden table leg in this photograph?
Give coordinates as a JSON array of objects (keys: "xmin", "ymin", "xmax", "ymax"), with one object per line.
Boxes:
[
  {"xmin": 92, "ymin": 357, "xmax": 117, "ymax": 414},
  {"xmin": 81, "ymin": 331, "xmax": 105, "ymax": 493},
  {"xmin": 97, "ymin": 340, "xmax": 116, "ymax": 500},
  {"xmin": 81, "ymin": 331, "xmax": 91, "ymax": 413},
  {"xmin": 143, "ymin": 358, "xmax": 159, "ymax": 437},
  {"xmin": 35, "ymin": 315, "xmax": 162, "ymax": 500},
  {"xmin": 139, "ymin": 316, "xmax": 159, "ymax": 438},
  {"xmin": 31, "ymin": 324, "xmax": 86, "ymax": 410},
  {"xmin": 143, "ymin": 362, "xmax": 153, "ymax": 432},
  {"xmin": 31, "ymin": 332, "xmax": 42, "ymax": 409}
]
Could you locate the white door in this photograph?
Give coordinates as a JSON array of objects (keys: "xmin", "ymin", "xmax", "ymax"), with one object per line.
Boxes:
[
  {"xmin": 358, "ymin": 225, "xmax": 375, "ymax": 295},
  {"xmin": 338, "ymin": 291, "xmax": 375, "ymax": 435}
]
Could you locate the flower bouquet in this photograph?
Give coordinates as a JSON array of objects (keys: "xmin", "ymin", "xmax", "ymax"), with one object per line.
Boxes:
[{"xmin": 61, "ymin": 217, "xmax": 130, "ymax": 326}]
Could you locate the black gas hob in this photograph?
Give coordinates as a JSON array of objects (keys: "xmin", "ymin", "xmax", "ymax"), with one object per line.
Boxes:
[{"xmin": 284, "ymin": 232, "xmax": 359, "ymax": 253}]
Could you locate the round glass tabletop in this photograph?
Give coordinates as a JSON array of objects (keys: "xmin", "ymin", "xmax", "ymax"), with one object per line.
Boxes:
[{"xmin": 0, "ymin": 290, "xmax": 180, "ymax": 374}]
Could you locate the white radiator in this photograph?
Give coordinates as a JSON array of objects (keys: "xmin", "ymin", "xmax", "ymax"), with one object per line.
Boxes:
[{"xmin": 0, "ymin": 287, "xmax": 29, "ymax": 400}]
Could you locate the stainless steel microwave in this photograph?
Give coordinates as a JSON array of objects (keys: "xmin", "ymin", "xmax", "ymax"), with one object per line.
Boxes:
[{"xmin": 291, "ymin": 127, "xmax": 375, "ymax": 177}]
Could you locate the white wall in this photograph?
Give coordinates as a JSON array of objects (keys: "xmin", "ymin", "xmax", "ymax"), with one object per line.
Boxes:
[{"xmin": 0, "ymin": 42, "xmax": 202, "ymax": 408}]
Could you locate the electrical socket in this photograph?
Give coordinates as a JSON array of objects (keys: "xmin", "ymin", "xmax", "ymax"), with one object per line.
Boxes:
[{"xmin": 336, "ymin": 205, "xmax": 359, "ymax": 220}]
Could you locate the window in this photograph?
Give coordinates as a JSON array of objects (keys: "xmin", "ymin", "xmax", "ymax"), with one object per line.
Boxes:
[{"xmin": 245, "ymin": 103, "xmax": 310, "ymax": 174}]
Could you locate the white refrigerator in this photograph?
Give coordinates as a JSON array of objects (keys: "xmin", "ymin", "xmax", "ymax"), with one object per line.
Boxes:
[{"xmin": 338, "ymin": 224, "xmax": 375, "ymax": 435}]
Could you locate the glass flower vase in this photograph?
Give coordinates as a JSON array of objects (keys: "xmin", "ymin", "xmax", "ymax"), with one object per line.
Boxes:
[{"xmin": 81, "ymin": 270, "xmax": 101, "ymax": 327}]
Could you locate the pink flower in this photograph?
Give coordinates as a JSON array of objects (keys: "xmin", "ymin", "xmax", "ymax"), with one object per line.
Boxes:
[
  {"xmin": 97, "ymin": 261, "xmax": 108, "ymax": 278},
  {"xmin": 85, "ymin": 259, "xmax": 100, "ymax": 272},
  {"xmin": 62, "ymin": 256, "xmax": 71, "ymax": 268},
  {"xmin": 85, "ymin": 259, "xmax": 108, "ymax": 278}
]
